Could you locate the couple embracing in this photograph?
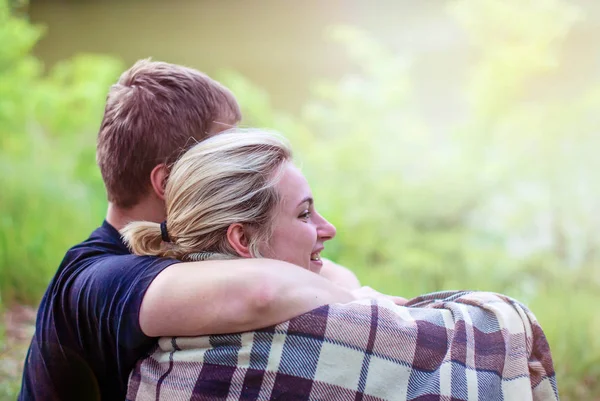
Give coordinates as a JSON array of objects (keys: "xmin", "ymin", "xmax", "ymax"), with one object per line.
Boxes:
[{"xmin": 19, "ymin": 60, "xmax": 558, "ymax": 401}]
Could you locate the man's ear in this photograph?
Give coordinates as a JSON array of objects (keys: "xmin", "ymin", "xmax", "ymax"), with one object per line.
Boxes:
[
  {"xmin": 150, "ymin": 164, "xmax": 169, "ymax": 201},
  {"xmin": 227, "ymin": 223, "xmax": 252, "ymax": 258}
]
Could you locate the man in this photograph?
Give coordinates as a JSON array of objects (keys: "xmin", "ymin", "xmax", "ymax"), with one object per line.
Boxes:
[{"xmin": 18, "ymin": 59, "xmax": 363, "ymax": 401}]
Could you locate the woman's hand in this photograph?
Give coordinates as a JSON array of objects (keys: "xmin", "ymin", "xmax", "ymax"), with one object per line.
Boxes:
[{"xmin": 351, "ymin": 286, "xmax": 408, "ymax": 306}]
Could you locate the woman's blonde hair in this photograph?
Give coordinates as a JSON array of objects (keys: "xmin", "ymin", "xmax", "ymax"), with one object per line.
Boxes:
[{"xmin": 121, "ymin": 129, "xmax": 292, "ymax": 260}]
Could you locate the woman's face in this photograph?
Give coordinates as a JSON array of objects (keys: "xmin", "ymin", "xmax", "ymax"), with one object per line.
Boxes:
[{"xmin": 260, "ymin": 162, "xmax": 337, "ymax": 273}]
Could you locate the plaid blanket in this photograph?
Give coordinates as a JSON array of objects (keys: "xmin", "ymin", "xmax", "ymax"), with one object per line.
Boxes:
[{"xmin": 127, "ymin": 291, "xmax": 558, "ymax": 401}]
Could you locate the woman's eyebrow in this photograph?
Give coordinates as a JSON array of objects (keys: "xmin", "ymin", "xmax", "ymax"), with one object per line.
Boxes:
[{"xmin": 296, "ymin": 196, "xmax": 314, "ymax": 207}]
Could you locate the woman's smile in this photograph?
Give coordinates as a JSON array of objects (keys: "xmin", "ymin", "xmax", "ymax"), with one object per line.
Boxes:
[{"xmin": 261, "ymin": 162, "xmax": 336, "ymax": 273}]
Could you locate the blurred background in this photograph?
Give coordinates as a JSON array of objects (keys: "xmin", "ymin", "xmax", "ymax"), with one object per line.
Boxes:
[{"xmin": 1, "ymin": 0, "xmax": 599, "ymax": 398}]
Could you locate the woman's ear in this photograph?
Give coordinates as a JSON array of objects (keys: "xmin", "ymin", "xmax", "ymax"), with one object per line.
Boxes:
[
  {"xmin": 227, "ymin": 223, "xmax": 253, "ymax": 258},
  {"xmin": 150, "ymin": 164, "xmax": 169, "ymax": 200}
]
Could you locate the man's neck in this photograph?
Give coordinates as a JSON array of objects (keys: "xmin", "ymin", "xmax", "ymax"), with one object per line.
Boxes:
[{"xmin": 106, "ymin": 200, "xmax": 164, "ymax": 232}]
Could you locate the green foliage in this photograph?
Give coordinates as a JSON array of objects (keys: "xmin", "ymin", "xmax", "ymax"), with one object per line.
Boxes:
[
  {"xmin": 221, "ymin": 1, "xmax": 600, "ymax": 398},
  {"xmin": 0, "ymin": 0, "xmax": 123, "ymax": 306}
]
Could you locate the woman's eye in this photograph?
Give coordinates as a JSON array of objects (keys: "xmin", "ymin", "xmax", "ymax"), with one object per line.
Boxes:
[{"xmin": 299, "ymin": 210, "xmax": 311, "ymax": 220}]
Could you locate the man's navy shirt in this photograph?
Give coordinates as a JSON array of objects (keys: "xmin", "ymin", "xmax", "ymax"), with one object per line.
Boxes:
[{"xmin": 18, "ymin": 221, "xmax": 178, "ymax": 401}]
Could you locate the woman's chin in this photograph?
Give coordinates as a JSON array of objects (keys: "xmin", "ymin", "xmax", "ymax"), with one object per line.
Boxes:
[{"xmin": 308, "ymin": 259, "xmax": 323, "ymax": 274}]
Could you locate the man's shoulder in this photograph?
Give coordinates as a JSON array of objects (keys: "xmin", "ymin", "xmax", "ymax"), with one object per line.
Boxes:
[
  {"xmin": 66, "ymin": 221, "xmax": 128, "ymax": 257},
  {"xmin": 23, "ymin": 222, "xmax": 177, "ymax": 401},
  {"xmin": 57, "ymin": 221, "xmax": 178, "ymax": 288}
]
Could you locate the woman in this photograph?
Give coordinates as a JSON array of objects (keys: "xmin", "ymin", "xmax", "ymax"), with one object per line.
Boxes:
[{"xmin": 122, "ymin": 129, "xmax": 558, "ymax": 401}]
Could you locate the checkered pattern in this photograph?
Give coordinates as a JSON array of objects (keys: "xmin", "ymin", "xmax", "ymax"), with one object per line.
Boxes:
[{"xmin": 127, "ymin": 291, "xmax": 559, "ymax": 401}]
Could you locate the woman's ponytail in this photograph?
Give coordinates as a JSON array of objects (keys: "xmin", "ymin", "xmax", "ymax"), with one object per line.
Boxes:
[{"xmin": 121, "ymin": 221, "xmax": 166, "ymax": 257}]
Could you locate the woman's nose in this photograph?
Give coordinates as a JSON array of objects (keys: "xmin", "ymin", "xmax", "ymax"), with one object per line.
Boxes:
[{"xmin": 317, "ymin": 214, "xmax": 336, "ymax": 241}]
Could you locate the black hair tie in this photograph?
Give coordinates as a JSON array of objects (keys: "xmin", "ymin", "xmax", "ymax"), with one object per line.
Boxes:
[{"xmin": 160, "ymin": 221, "xmax": 171, "ymax": 243}]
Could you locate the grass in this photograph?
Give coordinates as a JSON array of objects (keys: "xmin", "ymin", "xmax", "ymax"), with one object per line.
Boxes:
[{"xmin": 0, "ymin": 306, "xmax": 36, "ymax": 401}]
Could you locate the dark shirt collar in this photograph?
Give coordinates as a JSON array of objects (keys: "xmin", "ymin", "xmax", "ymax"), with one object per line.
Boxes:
[{"xmin": 100, "ymin": 220, "xmax": 130, "ymax": 253}]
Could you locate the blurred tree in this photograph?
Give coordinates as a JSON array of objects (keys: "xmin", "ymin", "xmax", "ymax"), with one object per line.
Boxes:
[
  {"xmin": 224, "ymin": 0, "xmax": 600, "ymax": 297},
  {"xmin": 0, "ymin": 0, "xmax": 122, "ymax": 305},
  {"xmin": 222, "ymin": 3, "xmax": 600, "ymax": 395},
  {"xmin": 452, "ymin": 0, "xmax": 600, "ymax": 278}
]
